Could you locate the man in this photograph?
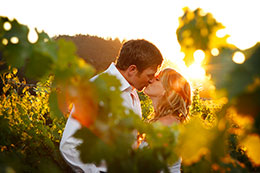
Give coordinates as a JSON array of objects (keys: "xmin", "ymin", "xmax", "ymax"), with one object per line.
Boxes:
[{"xmin": 60, "ymin": 39, "xmax": 163, "ymax": 172}]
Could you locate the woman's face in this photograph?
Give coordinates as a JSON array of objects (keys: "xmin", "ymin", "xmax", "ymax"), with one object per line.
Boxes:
[{"xmin": 144, "ymin": 75, "xmax": 165, "ymax": 98}]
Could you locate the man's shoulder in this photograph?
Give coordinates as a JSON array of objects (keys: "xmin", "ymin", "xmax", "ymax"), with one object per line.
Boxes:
[
  {"xmin": 90, "ymin": 63, "xmax": 117, "ymax": 82},
  {"xmin": 90, "ymin": 70, "xmax": 110, "ymax": 82}
]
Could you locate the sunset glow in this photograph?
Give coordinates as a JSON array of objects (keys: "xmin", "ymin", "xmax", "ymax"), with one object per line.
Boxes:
[
  {"xmin": 170, "ymin": 50, "xmax": 207, "ymax": 82},
  {"xmin": 187, "ymin": 64, "xmax": 206, "ymax": 80},
  {"xmin": 180, "ymin": 49, "xmax": 206, "ymax": 81},
  {"xmin": 193, "ymin": 50, "xmax": 205, "ymax": 63},
  {"xmin": 1, "ymin": 1, "xmax": 254, "ymax": 87},
  {"xmin": 0, "ymin": 0, "xmax": 259, "ymax": 61}
]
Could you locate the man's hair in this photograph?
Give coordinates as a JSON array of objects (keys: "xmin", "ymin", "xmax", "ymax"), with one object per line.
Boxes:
[{"xmin": 115, "ymin": 39, "xmax": 163, "ymax": 72}]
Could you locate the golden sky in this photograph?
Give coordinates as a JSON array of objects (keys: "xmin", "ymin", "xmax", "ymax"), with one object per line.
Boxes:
[{"xmin": 1, "ymin": 0, "xmax": 260, "ymax": 61}]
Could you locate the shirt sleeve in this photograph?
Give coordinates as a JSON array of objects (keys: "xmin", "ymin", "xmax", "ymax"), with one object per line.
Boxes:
[{"xmin": 59, "ymin": 106, "xmax": 101, "ymax": 173}]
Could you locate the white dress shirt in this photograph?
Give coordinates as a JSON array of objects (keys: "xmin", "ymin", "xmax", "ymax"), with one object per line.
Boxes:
[{"xmin": 60, "ymin": 63, "xmax": 142, "ymax": 172}]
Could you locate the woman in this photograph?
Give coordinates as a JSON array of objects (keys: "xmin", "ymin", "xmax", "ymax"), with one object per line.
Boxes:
[
  {"xmin": 144, "ymin": 68, "xmax": 192, "ymax": 124},
  {"xmin": 143, "ymin": 68, "xmax": 192, "ymax": 173}
]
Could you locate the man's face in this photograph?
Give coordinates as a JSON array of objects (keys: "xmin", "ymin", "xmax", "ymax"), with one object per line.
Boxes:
[{"xmin": 131, "ymin": 66, "xmax": 159, "ymax": 91}]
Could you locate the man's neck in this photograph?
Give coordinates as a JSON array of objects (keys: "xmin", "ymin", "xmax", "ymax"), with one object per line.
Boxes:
[{"xmin": 117, "ymin": 67, "xmax": 133, "ymax": 88}]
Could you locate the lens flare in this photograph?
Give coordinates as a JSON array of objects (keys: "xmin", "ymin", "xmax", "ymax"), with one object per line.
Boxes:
[
  {"xmin": 211, "ymin": 48, "xmax": 219, "ymax": 56},
  {"xmin": 232, "ymin": 51, "xmax": 245, "ymax": 64},
  {"xmin": 3, "ymin": 22, "xmax": 11, "ymax": 31},
  {"xmin": 2, "ymin": 38, "xmax": 8, "ymax": 45},
  {"xmin": 10, "ymin": 37, "xmax": 19, "ymax": 44},
  {"xmin": 194, "ymin": 49, "xmax": 205, "ymax": 63},
  {"xmin": 187, "ymin": 64, "xmax": 206, "ymax": 80},
  {"xmin": 165, "ymin": 50, "xmax": 207, "ymax": 82}
]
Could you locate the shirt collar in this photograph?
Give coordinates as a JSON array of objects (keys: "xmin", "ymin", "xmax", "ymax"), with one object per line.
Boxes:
[{"xmin": 104, "ymin": 63, "xmax": 132, "ymax": 92}]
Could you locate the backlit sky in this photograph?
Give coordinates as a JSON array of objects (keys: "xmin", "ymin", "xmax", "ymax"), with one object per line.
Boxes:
[{"xmin": 1, "ymin": 0, "xmax": 260, "ymax": 60}]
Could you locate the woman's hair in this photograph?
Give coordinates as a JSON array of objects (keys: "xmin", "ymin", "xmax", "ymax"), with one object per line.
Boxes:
[{"xmin": 151, "ymin": 68, "xmax": 192, "ymax": 122}]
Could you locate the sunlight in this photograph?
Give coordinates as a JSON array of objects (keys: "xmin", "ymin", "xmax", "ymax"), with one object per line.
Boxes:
[
  {"xmin": 180, "ymin": 52, "xmax": 185, "ymax": 60},
  {"xmin": 2, "ymin": 38, "xmax": 8, "ymax": 45},
  {"xmin": 216, "ymin": 29, "xmax": 227, "ymax": 38},
  {"xmin": 28, "ymin": 28, "xmax": 38, "ymax": 44},
  {"xmin": 187, "ymin": 64, "xmax": 206, "ymax": 80},
  {"xmin": 3, "ymin": 21, "xmax": 11, "ymax": 31},
  {"xmin": 198, "ymin": 8, "xmax": 207, "ymax": 16},
  {"xmin": 227, "ymin": 36, "xmax": 257, "ymax": 50},
  {"xmin": 194, "ymin": 49, "xmax": 205, "ymax": 63},
  {"xmin": 185, "ymin": 49, "xmax": 206, "ymax": 80},
  {"xmin": 232, "ymin": 51, "xmax": 245, "ymax": 64},
  {"xmin": 10, "ymin": 37, "xmax": 19, "ymax": 44},
  {"xmin": 165, "ymin": 49, "xmax": 207, "ymax": 82},
  {"xmin": 211, "ymin": 48, "xmax": 219, "ymax": 56}
]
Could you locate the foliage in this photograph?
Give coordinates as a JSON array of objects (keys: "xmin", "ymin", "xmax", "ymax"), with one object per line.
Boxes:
[
  {"xmin": 190, "ymin": 88, "xmax": 224, "ymax": 128},
  {"xmin": 206, "ymin": 47, "xmax": 237, "ymax": 89},
  {"xmin": 0, "ymin": 16, "xmax": 94, "ymax": 172},
  {"xmin": 221, "ymin": 44, "xmax": 260, "ymax": 171},
  {"xmin": 72, "ymin": 73, "xmax": 180, "ymax": 173},
  {"xmin": 1, "ymin": 6, "xmax": 260, "ymax": 173},
  {"xmin": 0, "ymin": 16, "xmax": 181, "ymax": 173},
  {"xmin": 0, "ymin": 69, "xmax": 71, "ymax": 172},
  {"xmin": 177, "ymin": 8, "xmax": 260, "ymax": 172},
  {"xmin": 177, "ymin": 8, "xmax": 230, "ymax": 66},
  {"xmin": 0, "ymin": 17, "xmax": 57, "ymax": 80},
  {"xmin": 138, "ymin": 91, "xmax": 154, "ymax": 120}
]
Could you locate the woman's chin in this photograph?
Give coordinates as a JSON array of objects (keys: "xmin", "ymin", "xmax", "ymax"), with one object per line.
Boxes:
[{"xmin": 143, "ymin": 90, "xmax": 151, "ymax": 97}]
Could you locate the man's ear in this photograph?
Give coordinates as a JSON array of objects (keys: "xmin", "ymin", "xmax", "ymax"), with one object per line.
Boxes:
[{"xmin": 126, "ymin": 65, "xmax": 138, "ymax": 77}]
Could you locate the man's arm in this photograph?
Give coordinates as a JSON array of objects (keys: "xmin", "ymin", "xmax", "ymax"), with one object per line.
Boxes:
[{"xmin": 59, "ymin": 107, "xmax": 100, "ymax": 173}]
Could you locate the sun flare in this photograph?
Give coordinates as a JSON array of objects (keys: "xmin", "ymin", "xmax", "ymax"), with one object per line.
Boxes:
[
  {"xmin": 232, "ymin": 51, "xmax": 245, "ymax": 64},
  {"xmin": 185, "ymin": 50, "xmax": 206, "ymax": 81},
  {"xmin": 187, "ymin": 64, "xmax": 206, "ymax": 80},
  {"xmin": 165, "ymin": 49, "xmax": 207, "ymax": 84}
]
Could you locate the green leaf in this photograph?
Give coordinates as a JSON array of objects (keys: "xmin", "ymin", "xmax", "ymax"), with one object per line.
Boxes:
[
  {"xmin": 24, "ymin": 51, "xmax": 53, "ymax": 80},
  {"xmin": 207, "ymin": 48, "xmax": 236, "ymax": 89},
  {"xmin": 74, "ymin": 127, "xmax": 109, "ymax": 164},
  {"xmin": 177, "ymin": 8, "xmax": 224, "ymax": 66},
  {"xmin": 57, "ymin": 39, "xmax": 77, "ymax": 70},
  {"xmin": 35, "ymin": 30, "xmax": 58, "ymax": 63},
  {"xmin": 0, "ymin": 17, "xmax": 32, "ymax": 68},
  {"xmin": 49, "ymin": 91, "xmax": 64, "ymax": 119}
]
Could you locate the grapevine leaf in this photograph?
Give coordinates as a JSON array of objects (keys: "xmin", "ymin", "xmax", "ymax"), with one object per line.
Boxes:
[
  {"xmin": 0, "ymin": 17, "xmax": 32, "ymax": 68},
  {"xmin": 49, "ymin": 91, "xmax": 64, "ymax": 119}
]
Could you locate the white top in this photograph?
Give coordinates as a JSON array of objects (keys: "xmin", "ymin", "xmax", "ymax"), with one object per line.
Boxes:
[{"xmin": 59, "ymin": 63, "xmax": 142, "ymax": 172}]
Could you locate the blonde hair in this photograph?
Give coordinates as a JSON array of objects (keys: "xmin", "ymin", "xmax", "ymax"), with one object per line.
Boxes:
[{"xmin": 150, "ymin": 68, "xmax": 192, "ymax": 123}]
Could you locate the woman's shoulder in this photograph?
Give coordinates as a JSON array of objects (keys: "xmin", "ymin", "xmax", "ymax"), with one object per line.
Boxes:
[{"xmin": 158, "ymin": 115, "xmax": 180, "ymax": 126}]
